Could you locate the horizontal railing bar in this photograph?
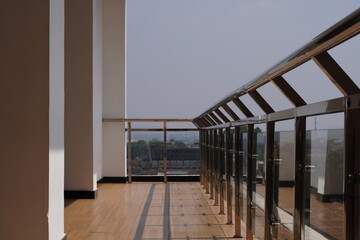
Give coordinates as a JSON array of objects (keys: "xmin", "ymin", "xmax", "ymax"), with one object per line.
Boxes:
[
  {"xmin": 125, "ymin": 128, "xmax": 199, "ymax": 132},
  {"xmin": 201, "ymin": 117, "xmax": 267, "ymax": 130},
  {"xmin": 204, "ymin": 122, "xmax": 231, "ymax": 129},
  {"xmin": 200, "ymin": 93, "xmax": 360, "ymax": 129},
  {"xmin": 103, "ymin": 118, "xmax": 193, "ymax": 122},
  {"xmin": 197, "ymin": 8, "xmax": 360, "ymax": 119},
  {"xmin": 268, "ymin": 96, "xmax": 345, "ymax": 122}
]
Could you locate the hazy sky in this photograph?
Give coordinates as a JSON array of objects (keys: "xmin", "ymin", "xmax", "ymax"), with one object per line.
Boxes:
[{"xmin": 126, "ymin": 1, "xmax": 359, "ymax": 129}]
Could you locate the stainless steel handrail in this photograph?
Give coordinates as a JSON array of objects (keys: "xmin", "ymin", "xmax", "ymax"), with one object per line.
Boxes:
[{"xmin": 103, "ymin": 118, "xmax": 192, "ymax": 122}]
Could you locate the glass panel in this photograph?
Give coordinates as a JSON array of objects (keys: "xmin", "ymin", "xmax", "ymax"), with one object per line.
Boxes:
[
  {"xmin": 304, "ymin": 114, "xmax": 345, "ymax": 240},
  {"xmin": 273, "ymin": 120, "xmax": 295, "ymax": 239},
  {"xmin": 131, "ymin": 131, "xmax": 164, "ymax": 176},
  {"xmin": 167, "ymin": 131, "xmax": 200, "ymax": 175},
  {"xmin": 253, "ymin": 124, "xmax": 266, "ymax": 239}
]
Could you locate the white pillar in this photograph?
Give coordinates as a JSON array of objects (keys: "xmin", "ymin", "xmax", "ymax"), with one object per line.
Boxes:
[
  {"xmin": 93, "ymin": 0, "xmax": 104, "ymax": 188},
  {"xmin": 64, "ymin": 0, "xmax": 103, "ymax": 195},
  {"xmin": 103, "ymin": 0, "xmax": 127, "ymax": 180},
  {"xmin": 0, "ymin": 0, "xmax": 65, "ymax": 239}
]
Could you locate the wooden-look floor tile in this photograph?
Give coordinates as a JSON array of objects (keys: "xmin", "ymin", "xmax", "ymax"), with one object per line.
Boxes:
[{"xmin": 65, "ymin": 181, "xmax": 344, "ymax": 240}]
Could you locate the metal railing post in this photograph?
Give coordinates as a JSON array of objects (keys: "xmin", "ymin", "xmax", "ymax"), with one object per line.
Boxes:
[
  {"xmin": 247, "ymin": 124, "xmax": 255, "ymax": 239},
  {"xmin": 127, "ymin": 122, "xmax": 132, "ymax": 183},
  {"xmin": 205, "ymin": 130, "xmax": 210, "ymax": 194},
  {"xmin": 163, "ymin": 121, "xmax": 167, "ymax": 183},
  {"xmin": 226, "ymin": 127, "xmax": 233, "ymax": 224},
  {"xmin": 200, "ymin": 130, "xmax": 204, "ymax": 186},
  {"xmin": 344, "ymin": 102, "xmax": 360, "ymax": 240},
  {"xmin": 210, "ymin": 130, "xmax": 214, "ymax": 199},
  {"xmin": 214, "ymin": 129, "xmax": 219, "ymax": 206},
  {"xmin": 203, "ymin": 130, "xmax": 208, "ymax": 191},
  {"xmin": 219, "ymin": 128, "xmax": 225, "ymax": 214},
  {"xmin": 234, "ymin": 125, "xmax": 242, "ymax": 237},
  {"xmin": 294, "ymin": 117, "xmax": 306, "ymax": 240},
  {"xmin": 265, "ymin": 121, "xmax": 275, "ymax": 240}
]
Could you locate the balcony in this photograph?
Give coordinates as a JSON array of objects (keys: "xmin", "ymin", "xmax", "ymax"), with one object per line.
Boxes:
[
  {"xmin": 64, "ymin": 9, "xmax": 360, "ymax": 240},
  {"xmin": 2, "ymin": 2, "xmax": 360, "ymax": 240}
]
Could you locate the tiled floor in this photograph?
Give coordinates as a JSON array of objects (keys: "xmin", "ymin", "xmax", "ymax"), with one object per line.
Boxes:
[
  {"xmin": 65, "ymin": 183, "xmax": 242, "ymax": 240},
  {"xmin": 64, "ymin": 182, "xmax": 344, "ymax": 240}
]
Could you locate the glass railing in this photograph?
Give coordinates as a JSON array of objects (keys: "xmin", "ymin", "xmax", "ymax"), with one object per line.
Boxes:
[
  {"xmin": 196, "ymin": 10, "xmax": 359, "ymax": 240},
  {"xmin": 130, "ymin": 131, "xmax": 165, "ymax": 176},
  {"xmin": 166, "ymin": 131, "xmax": 200, "ymax": 175},
  {"xmin": 125, "ymin": 120, "xmax": 199, "ymax": 182}
]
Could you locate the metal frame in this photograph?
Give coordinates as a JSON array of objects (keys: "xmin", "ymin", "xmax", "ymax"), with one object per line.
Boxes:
[
  {"xmin": 233, "ymin": 125, "xmax": 243, "ymax": 238},
  {"xmin": 196, "ymin": 9, "xmax": 360, "ymax": 240},
  {"xmin": 225, "ymin": 127, "xmax": 233, "ymax": 224},
  {"xmin": 219, "ymin": 128, "xmax": 226, "ymax": 215}
]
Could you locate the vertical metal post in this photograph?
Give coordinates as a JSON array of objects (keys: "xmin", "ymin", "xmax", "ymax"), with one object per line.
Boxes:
[
  {"xmin": 199, "ymin": 130, "xmax": 202, "ymax": 185},
  {"xmin": 214, "ymin": 129, "xmax": 219, "ymax": 206},
  {"xmin": 203, "ymin": 130, "xmax": 206, "ymax": 187},
  {"xmin": 247, "ymin": 124, "xmax": 254, "ymax": 239},
  {"xmin": 234, "ymin": 125, "xmax": 242, "ymax": 237},
  {"xmin": 127, "ymin": 122, "xmax": 132, "ymax": 183},
  {"xmin": 163, "ymin": 121, "xmax": 167, "ymax": 183},
  {"xmin": 219, "ymin": 128, "xmax": 225, "ymax": 214},
  {"xmin": 294, "ymin": 117, "xmax": 306, "ymax": 240},
  {"xmin": 344, "ymin": 103, "xmax": 360, "ymax": 240},
  {"xmin": 226, "ymin": 127, "xmax": 233, "ymax": 224},
  {"xmin": 202, "ymin": 130, "xmax": 206, "ymax": 188},
  {"xmin": 210, "ymin": 129, "xmax": 214, "ymax": 199},
  {"xmin": 200, "ymin": 130, "xmax": 205, "ymax": 186},
  {"xmin": 274, "ymin": 132, "xmax": 280, "ymax": 206},
  {"xmin": 205, "ymin": 130, "xmax": 210, "ymax": 194},
  {"xmin": 265, "ymin": 121, "xmax": 275, "ymax": 240},
  {"xmin": 204, "ymin": 130, "xmax": 208, "ymax": 190}
]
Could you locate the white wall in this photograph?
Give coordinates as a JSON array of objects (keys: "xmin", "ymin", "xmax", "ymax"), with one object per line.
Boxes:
[
  {"xmin": 49, "ymin": 0, "xmax": 65, "ymax": 239},
  {"xmin": 93, "ymin": 0, "xmax": 104, "ymax": 187},
  {"xmin": 0, "ymin": 0, "xmax": 65, "ymax": 239},
  {"xmin": 103, "ymin": 0, "xmax": 127, "ymax": 177}
]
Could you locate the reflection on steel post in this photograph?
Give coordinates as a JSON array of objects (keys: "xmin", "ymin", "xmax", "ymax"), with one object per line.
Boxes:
[
  {"xmin": 294, "ymin": 117, "xmax": 306, "ymax": 240},
  {"xmin": 234, "ymin": 126, "xmax": 242, "ymax": 237},
  {"xmin": 202, "ymin": 130, "xmax": 206, "ymax": 188},
  {"xmin": 246, "ymin": 124, "xmax": 255, "ymax": 239},
  {"xmin": 205, "ymin": 130, "xmax": 210, "ymax": 194},
  {"xmin": 163, "ymin": 121, "xmax": 167, "ymax": 183},
  {"xmin": 265, "ymin": 121, "xmax": 275, "ymax": 240},
  {"xmin": 127, "ymin": 122, "xmax": 132, "ymax": 183},
  {"xmin": 210, "ymin": 130, "xmax": 214, "ymax": 199},
  {"xmin": 344, "ymin": 102, "xmax": 360, "ymax": 240},
  {"xmin": 226, "ymin": 127, "xmax": 233, "ymax": 224},
  {"xmin": 214, "ymin": 129, "xmax": 219, "ymax": 206},
  {"xmin": 200, "ymin": 130, "xmax": 204, "ymax": 186},
  {"xmin": 219, "ymin": 128, "xmax": 225, "ymax": 214}
]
